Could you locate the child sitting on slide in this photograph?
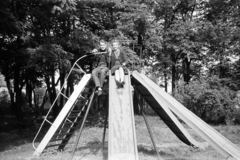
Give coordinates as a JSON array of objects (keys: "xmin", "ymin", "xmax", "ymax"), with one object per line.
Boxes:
[
  {"xmin": 110, "ymin": 39, "xmax": 127, "ymax": 89},
  {"xmin": 91, "ymin": 39, "xmax": 111, "ymax": 95}
]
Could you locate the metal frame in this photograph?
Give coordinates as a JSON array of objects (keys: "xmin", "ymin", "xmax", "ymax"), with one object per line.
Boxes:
[
  {"xmin": 134, "ymin": 87, "xmax": 164, "ymax": 160},
  {"xmin": 32, "ymin": 51, "xmax": 167, "ymax": 160},
  {"xmin": 70, "ymin": 92, "xmax": 96, "ymax": 160},
  {"xmin": 102, "ymin": 96, "xmax": 109, "ymax": 152},
  {"xmin": 32, "ymin": 52, "xmax": 107, "ymax": 156}
]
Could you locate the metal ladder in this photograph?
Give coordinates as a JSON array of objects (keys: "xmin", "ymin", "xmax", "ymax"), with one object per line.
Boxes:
[{"xmin": 32, "ymin": 54, "xmax": 97, "ymax": 156}]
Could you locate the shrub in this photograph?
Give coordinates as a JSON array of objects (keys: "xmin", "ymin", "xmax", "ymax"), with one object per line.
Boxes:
[
  {"xmin": 34, "ymin": 87, "xmax": 46, "ymax": 107},
  {"xmin": 0, "ymin": 90, "xmax": 11, "ymax": 116},
  {"xmin": 233, "ymin": 108, "xmax": 240, "ymax": 125},
  {"xmin": 174, "ymin": 76, "xmax": 237, "ymax": 125}
]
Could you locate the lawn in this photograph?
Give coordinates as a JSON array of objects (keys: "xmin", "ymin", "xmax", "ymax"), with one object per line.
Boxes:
[{"xmin": 1, "ymin": 111, "xmax": 240, "ymax": 160}]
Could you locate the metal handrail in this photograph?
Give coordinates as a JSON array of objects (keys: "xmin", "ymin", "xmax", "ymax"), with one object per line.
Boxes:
[{"xmin": 32, "ymin": 52, "xmax": 106, "ymax": 150}]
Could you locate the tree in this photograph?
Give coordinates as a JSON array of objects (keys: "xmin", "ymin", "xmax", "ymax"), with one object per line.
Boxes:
[
  {"xmin": 145, "ymin": 0, "xmax": 204, "ymax": 93},
  {"xmin": 0, "ymin": 0, "xmax": 78, "ymax": 122}
]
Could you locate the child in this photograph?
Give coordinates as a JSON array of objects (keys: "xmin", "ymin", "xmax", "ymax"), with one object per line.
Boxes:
[
  {"xmin": 91, "ymin": 39, "xmax": 111, "ymax": 95},
  {"xmin": 110, "ymin": 39, "xmax": 127, "ymax": 88}
]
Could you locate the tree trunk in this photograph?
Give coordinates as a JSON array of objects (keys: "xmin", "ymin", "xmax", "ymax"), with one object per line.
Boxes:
[
  {"xmin": 26, "ymin": 80, "xmax": 33, "ymax": 108},
  {"xmin": 45, "ymin": 75, "xmax": 59, "ymax": 118},
  {"xmin": 133, "ymin": 89, "xmax": 140, "ymax": 115},
  {"xmin": 59, "ymin": 71, "xmax": 65, "ymax": 110},
  {"xmin": 171, "ymin": 63, "xmax": 176, "ymax": 95},
  {"xmin": 5, "ymin": 67, "xmax": 14, "ymax": 109},
  {"xmin": 164, "ymin": 63, "xmax": 168, "ymax": 92},
  {"xmin": 66, "ymin": 74, "xmax": 74, "ymax": 97},
  {"xmin": 137, "ymin": 33, "xmax": 143, "ymax": 59},
  {"xmin": 40, "ymin": 89, "xmax": 48, "ymax": 111},
  {"xmin": 183, "ymin": 54, "xmax": 191, "ymax": 83},
  {"xmin": 32, "ymin": 88, "xmax": 40, "ymax": 118},
  {"xmin": 13, "ymin": 66, "xmax": 23, "ymax": 123},
  {"xmin": 51, "ymin": 73, "xmax": 59, "ymax": 118}
]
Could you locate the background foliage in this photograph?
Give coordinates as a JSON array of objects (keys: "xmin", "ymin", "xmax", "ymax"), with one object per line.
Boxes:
[
  {"xmin": 174, "ymin": 76, "xmax": 239, "ymax": 124},
  {"xmin": 1, "ymin": 0, "xmax": 240, "ymax": 125}
]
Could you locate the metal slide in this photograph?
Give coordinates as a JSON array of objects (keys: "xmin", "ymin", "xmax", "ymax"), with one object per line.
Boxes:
[
  {"xmin": 32, "ymin": 53, "xmax": 100, "ymax": 156},
  {"xmin": 131, "ymin": 71, "xmax": 207, "ymax": 149},
  {"xmin": 132, "ymin": 71, "xmax": 240, "ymax": 160},
  {"xmin": 33, "ymin": 74, "xmax": 92, "ymax": 156},
  {"xmin": 108, "ymin": 71, "xmax": 139, "ymax": 160}
]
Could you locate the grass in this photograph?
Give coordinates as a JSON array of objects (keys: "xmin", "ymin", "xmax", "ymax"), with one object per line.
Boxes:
[{"xmin": 1, "ymin": 111, "xmax": 240, "ymax": 160}]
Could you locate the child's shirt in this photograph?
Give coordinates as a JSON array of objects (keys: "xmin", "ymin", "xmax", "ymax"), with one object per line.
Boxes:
[{"xmin": 95, "ymin": 48, "xmax": 110, "ymax": 67}]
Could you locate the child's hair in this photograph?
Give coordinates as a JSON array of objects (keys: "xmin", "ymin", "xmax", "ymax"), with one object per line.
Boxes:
[
  {"xmin": 111, "ymin": 39, "xmax": 120, "ymax": 45},
  {"xmin": 99, "ymin": 39, "xmax": 106, "ymax": 44}
]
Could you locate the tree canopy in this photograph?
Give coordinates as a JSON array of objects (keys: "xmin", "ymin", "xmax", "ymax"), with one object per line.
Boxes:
[{"xmin": 1, "ymin": 0, "xmax": 240, "ymax": 124}]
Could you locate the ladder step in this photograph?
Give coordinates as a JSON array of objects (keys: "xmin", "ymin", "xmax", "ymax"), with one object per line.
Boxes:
[
  {"xmin": 67, "ymin": 115, "xmax": 78, "ymax": 119},
  {"xmin": 68, "ymin": 115, "xmax": 84, "ymax": 119},
  {"xmin": 46, "ymin": 143, "xmax": 65, "ymax": 148},
  {"xmin": 63, "ymin": 123, "xmax": 80, "ymax": 128},
  {"xmin": 75, "ymin": 103, "xmax": 87, "ymax": 107},
  {"xmin": 63, "ymin": 123, "xmax": 73, "ymax": 126},
  {"xmin": 77, "ymin": 96, "xmax": 86, "ymax": 100},
  {"xmin": 71, "ymin": 110, "xmax": 82, "ymax": 113},
  {"xmin": 70, "ymin": 111, "xmax": 86, "ymax": 116},
  {"xmin": 68, "ymin": 114, "xmax": 80, "ymax": 118},
  {"xmin": 50, "ymin": 137, "xmax": 70, "ymax": 142},
  {"xmin": 71, "ymin": 110, "xmax": 86, "ymax": 114},
  {"xmin": 61, "ymin": 122, "xmax": 77, "ymax": 127},
  {"xmin": 82, "ymin": 91, "xmax": 92, "ymax": 94},
  {"xmin": 58, "ymin": 126, "xmax": 78, "ymax": 132},
  {"xmin": 53, "ymin": 132, "xmax": 73, "ymax": 138},
  {"xmin": 76, "ymin": 98, "xmax": 88, "ymax": 103}
]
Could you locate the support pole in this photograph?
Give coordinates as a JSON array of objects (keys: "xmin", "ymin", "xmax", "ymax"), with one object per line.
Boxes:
[
  {"xmin": 102, "ymin": 96, "xmax": 108, "ymax": 152},
  {"xmin": 142, "ymin": 111, "xmax": 163, "ymax": 160},
  {"xmin": 135, "ymin": 88, "xmax": 164, "ymax": 160},
  {"xmin": 70, "ymin": 92, "xmax": 96, "ymax": 160}
]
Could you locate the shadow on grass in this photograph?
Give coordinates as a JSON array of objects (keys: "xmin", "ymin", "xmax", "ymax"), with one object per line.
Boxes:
[
  {"xmin": 0, "ymin": 107, "xmax": 108, "ymax": 153},
  {"xmin": 0, "ymin": 116, "xmax": 46, "ymax": 152},
  {"xmin": 138, "ymin": 145, "xmax": 191, "ymax": 160},
  {"xmin": 0, "ymin": 127, "xmax": 47, "ymax": 152},
  {"xmin": 138, "ymin": 145, "xmax": 173, "ymax": 156},
  {"xmin": 144, "ymin": 107, "xmax": 159, "ymax": 116},
  {"xmin": 84, "ymin": 108, "xmax": 108, "ymax": 128},
  {"xmin": 74, "ymin": 140, "xmax": 107, "ymax": 159}
]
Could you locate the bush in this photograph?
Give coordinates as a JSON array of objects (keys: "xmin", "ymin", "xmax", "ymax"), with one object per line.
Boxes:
[
  {"xmin": 233, "ymin": 92, "xmax": 240, "ymax": 124},
  {"xmin": 233, "ymin": 108, "xmax": 240, "ymax": 125},
  {"xmin": 0, "ymin": 90, "xmax": 11, "ymax": 116},
  {"xmin": 34, "ymin": 87, "xmax": 46, "ymax": 107},
  {"xmin": 174, "ymin": 76, "xmax": 237, "ymax": 125}
]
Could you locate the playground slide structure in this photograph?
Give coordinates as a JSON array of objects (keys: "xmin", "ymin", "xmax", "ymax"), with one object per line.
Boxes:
[
  {"xmin": 32, "ymin": 48, "xmax": 240, "ymax": 160},
  {"xmin": 131, "ymin": 70, "xmax": 240, "ymax": 160},
  {"xmin": 108, "ymin": 71, "xmax": 139, "ymax": 160}
]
